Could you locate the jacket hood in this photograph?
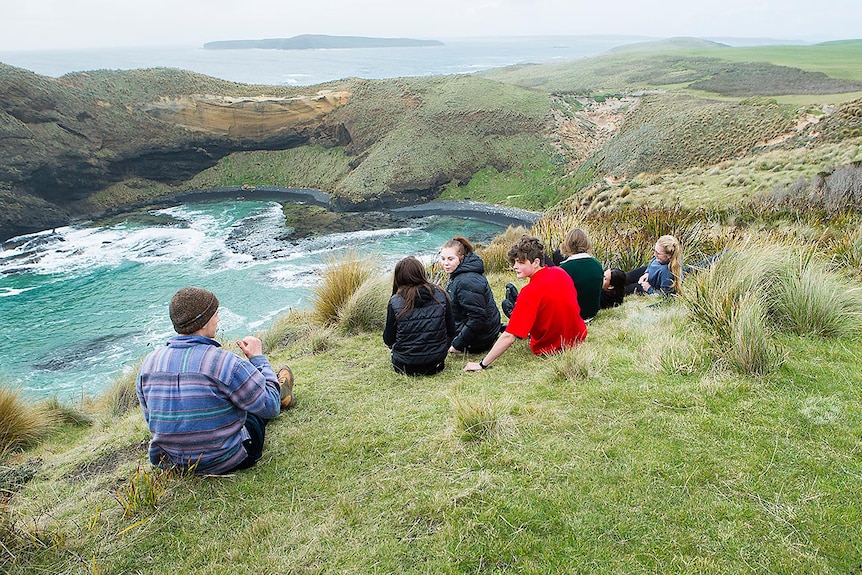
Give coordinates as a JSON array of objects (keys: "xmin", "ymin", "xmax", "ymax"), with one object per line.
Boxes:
[{"xmin": 451, "ymin": 252, "xmax": 486, "ymax": 277}]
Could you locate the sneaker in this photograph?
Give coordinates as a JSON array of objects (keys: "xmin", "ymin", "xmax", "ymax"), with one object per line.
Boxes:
[
  {"xmin": 277, "ymin": 366, "xmax": 295, "ymax": 409},
  {"xmin": 505, "ymin": 282, "xmax": 519, "ymax": 303},
  {"xmin": 501, "ymin": 299, "xmax": 514, "ymax": 319}
]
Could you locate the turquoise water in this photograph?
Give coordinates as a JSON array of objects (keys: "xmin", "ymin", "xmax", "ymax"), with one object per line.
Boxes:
[{"xmin": 0, "ymin": 199, "xmax": 503, "ymax": 400}]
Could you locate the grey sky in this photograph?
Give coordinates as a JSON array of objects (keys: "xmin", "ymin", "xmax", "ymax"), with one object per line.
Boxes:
[{"xmin": 2, "ymin": 0, "xmax": 860, "ymax": 52}]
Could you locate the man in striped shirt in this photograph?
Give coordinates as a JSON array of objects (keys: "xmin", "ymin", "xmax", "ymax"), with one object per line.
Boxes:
[{"xmin": 136, "ymin": 286, "xmax": 293, "ymax": 474}]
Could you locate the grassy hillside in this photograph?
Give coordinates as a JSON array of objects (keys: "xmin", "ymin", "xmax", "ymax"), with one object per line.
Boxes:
[
  {"xmin": 4, "ymin": 217, "xmax": 862, "ymax": 573},
  {"xmin": 479, "ymin": 40, "xmax": 862, "ymax": 98},
  {"xmin": 180, "ymin": 42, "xmax": 862, "ymax": 215},
  {"xmin": 5, "ymin": 42, "xmax": 862, "ymax": 573}
]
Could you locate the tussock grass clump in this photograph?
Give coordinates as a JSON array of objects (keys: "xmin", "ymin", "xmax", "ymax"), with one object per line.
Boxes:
[
  {"xmin": 682, "ymin": 240, "xmax": 862, "ymax": 374},
  {"xmin": 825, "ymin": 224, "xmax": 862, "ymax": 277},
  {"xmin": 727, "ymin": 293, "xmax": 780, "ymax": 376},
  {"xmin": 39, "ymin": 397, "xmax": 93, "ymax": 427},
  {"xmin": 0, "ymin": 388, "xmax": 57, "ymax": 454},
  {"xmin": 767, "ymin": 255, "xmax": 862, "ymax": 337},
  {"xmin": 261, "ymin": 309, "xmax": 338, "ymax": 355},
  {"xmin": 337, "ymin": 275, "xmax": 390, "ymax": 334},
  {"xmin": 533, "ymin": 205, "xmax": 724, "ymax": 272},
  {"xmin": 450, "ymin": 396, "xmax": 515, "ymax": 442},
  {"xmin": 476, "ymin": 225, "xmax": 529, "ymax": 274},
  {"xmin": 306, "ymin": 326, "xmax": 338, "ymax": 355},
  {"xmin": 753, "ymin": 161, "xmax": 862, "ymax": 216},
  {"xmin": 682, "ymin": 249, "xmax": 768, "ymax": 342},
  {"xmin": 259, "ymin": 309, "xmax": 309, "ymax": 353},
  {"xmin": 311, "ymin": 252, "xmax": 372, "ymax": 325},
  {"xmin": 553, "ymin": 344, "xmax": 599, "ymax": 381},
  {"xmin": 96, "ymin": 366, "xmax": 140, "ymax": 419}
]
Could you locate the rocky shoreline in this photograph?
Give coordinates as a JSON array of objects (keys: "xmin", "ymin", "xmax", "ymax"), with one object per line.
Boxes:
[
  {"xmin": 2, "ymin": 186, "xmax": 540, "ymax": 248},
  {"xmin": 105, "ymin": 185, "xmax": 541, "ymax": 229}
]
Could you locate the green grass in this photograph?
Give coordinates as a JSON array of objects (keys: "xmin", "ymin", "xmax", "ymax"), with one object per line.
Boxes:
[
  {"xmin": 186, "ymin": 146, "xmax": 353, "ymax": 192},
  {"xmin": 681, "ymin": 40, "xmax": 862, "ymax": 83},
  {"xmin": 481, "ymin": 40, "xmax": 862, "ymax": 94},
  {"xmin": 437, "ymin": 154, "xmax": 567, "ymax": 211},
  {"xmin": 4, "ymin": 246, "xmax": 862, "ymax": 573}
]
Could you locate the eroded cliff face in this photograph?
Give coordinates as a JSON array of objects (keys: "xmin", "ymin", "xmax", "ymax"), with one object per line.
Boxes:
[
  {"xmin": 0, "ymin": 64, "xmax": 357, "ymax": 239},
  {"xmin": 139, "ymin": 90, "xmax": 351, "ymax": 138},
  {"xmin": 0, "ymin": 66, "xmax": 551, "ymax": 241}
]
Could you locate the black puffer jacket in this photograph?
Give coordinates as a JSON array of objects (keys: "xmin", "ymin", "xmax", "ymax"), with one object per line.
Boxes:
[
  {"xmin": 383, "ymin": 285, "xmax": 455, "ymax": 367},
  {"xmin": 446, "ymin": 252, "xmax": 501, "ymax": 353}
]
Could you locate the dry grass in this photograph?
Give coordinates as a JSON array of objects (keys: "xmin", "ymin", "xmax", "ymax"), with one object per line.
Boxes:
[
  {"xmin": 476, "ymin": 225, "xmax": 530, "ymax": 273},
  {"xmin": 0, "ymin": 388, "xmax": 57, "ymax": 455},
  {"xmin": 95, "ymin": 366, "xmax": 140, "ymax": 419},
  {"xmin": 311, "ymin": 251, "xmax": 372, "ymax": 325},
  {"xmin": 337, "ymin": 275, "xmax": 391, "ymax": 335}
]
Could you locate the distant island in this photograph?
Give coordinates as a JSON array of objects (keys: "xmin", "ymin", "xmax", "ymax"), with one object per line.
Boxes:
[{"xmin": 203, "ymin": 34, "xmax": 444, "ymax": 50}]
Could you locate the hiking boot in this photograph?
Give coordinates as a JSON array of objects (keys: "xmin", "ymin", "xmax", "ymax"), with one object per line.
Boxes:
[{"xmin": 277, "ymin": 366, "xmax": 295, "ymax": 409}]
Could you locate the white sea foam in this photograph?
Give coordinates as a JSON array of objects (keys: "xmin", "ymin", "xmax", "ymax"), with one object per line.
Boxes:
[
  {"xmin": 0, "ymin": 205, "xmax": 270, "ymax": 275},
  {"xmin": 0, "ymin": 286, "xmax": 36, "ymax": 297}
]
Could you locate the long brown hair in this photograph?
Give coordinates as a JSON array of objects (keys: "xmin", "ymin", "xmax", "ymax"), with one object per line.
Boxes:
[{"xmin": 392, "ymin": 256, "xmax": 444, "ymax": 318}]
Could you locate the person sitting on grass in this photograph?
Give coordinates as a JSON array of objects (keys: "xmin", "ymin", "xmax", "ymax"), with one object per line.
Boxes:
[
  {"xmin": 136, "ymin": 286, "xmax": 294, "ymax": 475},
  {"xmin": 557, "ymin": 227, "xmax": 604, "ymax": 321},
  {"xmin": 383, "ymin": 256, "xmax": 456, "ymax": 376},
  {"xmin": 465, "ymin": 235, "xmax": 587, "ymax": 372},
  {"xmin": 623, "ymin": 234, "xmax": 684, "ymax": 296},
  {"xmin": 600, "ymin": 268, "xmax": 626, "ymax": 309},
  {"xmin": 439, "ymin": 236, "xmax": 501, "ymax": 354}
]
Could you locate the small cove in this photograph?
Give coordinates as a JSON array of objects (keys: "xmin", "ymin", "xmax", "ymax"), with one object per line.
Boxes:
[{"xmin": 0, "ymin": 196, "xmax": 520, "ymax": 400}]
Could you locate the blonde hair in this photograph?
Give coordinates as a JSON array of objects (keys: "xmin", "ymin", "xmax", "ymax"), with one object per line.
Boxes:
[
  {"xmin": 656, "ymin": 235, "xmax": 683, "ymax": 293},
  {"xmin": 560, "ymin": 228, "xmax": 592, "ymax": 257}
]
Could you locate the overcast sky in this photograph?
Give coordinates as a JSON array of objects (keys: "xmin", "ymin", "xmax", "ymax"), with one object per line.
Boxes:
[{"xmin": 3, "ymin": 0, "xmax": 860, "ymax": 52}]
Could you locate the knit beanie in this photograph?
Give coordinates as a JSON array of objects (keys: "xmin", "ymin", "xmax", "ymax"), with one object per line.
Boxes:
[{"xmin": 169, "ymin": 287, "xmax": 219, "ymax": 334}]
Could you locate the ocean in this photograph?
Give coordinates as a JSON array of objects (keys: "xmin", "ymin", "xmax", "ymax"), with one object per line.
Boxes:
[
  {"xmin": 0, "ymin": 36, "xmax": 638, "ymax": 400},
  {"xmin": 0, "ymin": 35, "xmax": 646, "ymax": 85},
  {"xmin": 0, "ymin": 201, "xmax": 505, "ymax": 400}
]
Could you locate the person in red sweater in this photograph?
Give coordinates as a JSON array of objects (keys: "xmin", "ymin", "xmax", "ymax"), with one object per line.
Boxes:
[{"xmin": 464, "ymin": 235, "xmax": 587, "ymax": 371}]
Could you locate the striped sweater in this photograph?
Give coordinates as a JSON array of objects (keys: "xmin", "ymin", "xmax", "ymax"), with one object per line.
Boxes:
[{"xmin": 136, "ymin": 335, "xmax": 281, "ymax": 474}]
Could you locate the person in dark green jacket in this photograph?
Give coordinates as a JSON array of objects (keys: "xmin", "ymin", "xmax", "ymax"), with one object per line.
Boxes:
[{"xmin": 558, "ymin": 228, "xmax": 603, "ymax": 321}]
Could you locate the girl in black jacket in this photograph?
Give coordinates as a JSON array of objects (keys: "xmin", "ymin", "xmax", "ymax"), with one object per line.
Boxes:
[
  {"xmin": 383, "ymin": 256, "xmax": 455, "ymax": 376},
  {"xmin": 440, "ymin": 236, "xmax": 501, "ymax": 354}
]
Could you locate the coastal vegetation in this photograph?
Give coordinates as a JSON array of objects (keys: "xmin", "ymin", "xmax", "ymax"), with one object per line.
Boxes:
[
  {"xmin": 3, "ymin": 204, "xmax": 861, "ymax": 572},
  {"xmin": 2, "ymin": 38, "xmax": 862, "ymax": 573}
]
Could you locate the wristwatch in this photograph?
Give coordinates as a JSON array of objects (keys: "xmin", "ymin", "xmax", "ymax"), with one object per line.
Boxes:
[{"xmin": 478, "ymin": 360, "xmax": 491, "ymax": 370}]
